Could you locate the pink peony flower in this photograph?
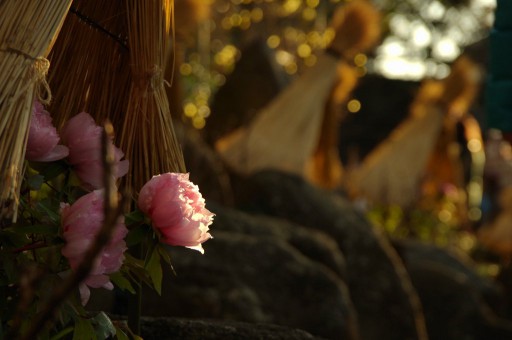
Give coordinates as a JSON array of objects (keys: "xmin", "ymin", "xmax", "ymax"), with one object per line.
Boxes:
[
  {"xmin": 61, "ymin": 190, "xmax": 128, "ymax": 305},
  {"xmin": 61, "ymin": 112, "xmax": 129, "ymax": 190},
  {"xmin": 138, "ymin": 173, "xmax": 213, "ymax": 254},
  {"xmin": 26, "ymin": 101, "xmax": 69, "ymax": 162}
]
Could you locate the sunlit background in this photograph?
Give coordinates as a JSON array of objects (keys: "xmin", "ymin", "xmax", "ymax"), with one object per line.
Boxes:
[{"xmin": 177, "ymin": 0, "xmax": 496, "ymax": 129}]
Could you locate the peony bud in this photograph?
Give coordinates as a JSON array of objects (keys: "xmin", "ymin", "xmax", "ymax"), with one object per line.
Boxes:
[
  {"xmin": 61, "ymin": 112, "xmax": 129, "ymax": 190},
  {"xmin": 26, "ymin": 101, "xmax": 69, "ymax": 162},
  {"xmin": 61, "ymin": 190, "xmax": 128, "ymax": 305},
  {"xmin": 138, "ymin": 173, "xmax": 213, "ymax": 254}
]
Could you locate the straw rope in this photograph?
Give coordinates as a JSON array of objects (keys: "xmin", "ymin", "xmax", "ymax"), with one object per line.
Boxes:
[
  {"xmin": 0, "ymin": 0, "xmax": 71, "ymax": 220},
  {"xmin": 120, "ymin": 0, "xmax": 185, "ymax": 197}
]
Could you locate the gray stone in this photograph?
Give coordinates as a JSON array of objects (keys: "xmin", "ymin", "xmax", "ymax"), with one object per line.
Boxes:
[
  {"xmin": 141, "ymin": 231, "xmax": 358, "ymax": 340},
  {"xmin": 393, "ymin": 239, "xmax": 506, "ymax": 315},
  {"xmin": 139, "ymin": 317, "xmax": 324, "ymax": 340},
  {"xmin": 233, "ymin": 170, "xmax": 428, "ymax": 340},
  {"xmin": 208, "ymin": 202, "xmax": 347, "ymax": 278},
  {"xmin": 394, "ymin": 239, "xmax": 512, "ymax": 339}
]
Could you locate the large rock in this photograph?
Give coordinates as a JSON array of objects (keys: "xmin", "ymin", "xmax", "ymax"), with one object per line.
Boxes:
[
  {"xmin": 393, "ymin": 239, "xmax": 506, "ymax": 314},
  {"xmin": 140, "ymin": 317, "xmax": 323, "ymax": 340},
  {"xmin": 208, "ymin": 202, "xmax": 347, "ymax": 278},
  {"xmin": 180, "ymin": 126, "xmax": 234, "ymax": 205},
  {"xmin": 394, "ymin": 239, "xmax": 512, "ymax": 339},
  {"xmin": 141, "ymin": 231, "xmax": 358, "ymax": 339},
  {"xmin": 233, "ymin": 170, "xmax": 428, "ymax": 340}
]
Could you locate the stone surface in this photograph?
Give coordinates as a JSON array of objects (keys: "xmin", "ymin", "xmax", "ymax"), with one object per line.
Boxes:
[
  {"xmin": 393, "ymin": 239, "xmax": 506, "ymax": 314},
  {"xmin": 139, "ymin": 317, "xmax": 324, "ymax": 340},
  {"xmin": 233, "ymin": 170, "xmax": 428, "ymax": 340},
  {"xmin": 394, "ymin": 239, "xmax": 512, "ymax": 339},
  {"xmin": 141, "ymin": 231, "xmax": 358, "ymax": 340},
  {"xmin": 178, "ymin": 124, "xmax": 234, "ymax": 205},
  {"xmin": 406, "ymin": 261, "xmax": 512, "ymax": 339},
  {"xmin": 208, "ymin": 202, "xmax": 347, "ymax": 278}
]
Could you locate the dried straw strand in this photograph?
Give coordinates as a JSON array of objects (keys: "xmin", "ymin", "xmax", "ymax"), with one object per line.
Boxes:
[
  {"xmin": 0, "ymin": 0, "xmax": 71, "ymax": 219},
  {"xmin": 47, "ymin": 0, "xmax": 130, "ymax": 130},
  {"xmin": 120, "ymin": 0, "xmax": 185, "ymax": 197}
]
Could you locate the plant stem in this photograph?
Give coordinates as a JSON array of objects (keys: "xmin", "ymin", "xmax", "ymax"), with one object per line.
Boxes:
[{"xmin": 127, "ymin": 244, "xmax": 142, "ymax": 334}]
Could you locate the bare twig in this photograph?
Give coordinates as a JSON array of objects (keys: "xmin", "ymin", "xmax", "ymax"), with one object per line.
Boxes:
[{"xmin": 19, "ymin": 122, "xmax": 125, "ymax": 339}]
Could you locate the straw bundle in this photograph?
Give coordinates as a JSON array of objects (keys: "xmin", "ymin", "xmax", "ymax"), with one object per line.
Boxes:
[
  {"xmin": 216, "ymin": 0, "xmax": 380, "ymax": 176},
  {"xmin": 47, "ymin": 0, "xmax": 130, "ymax": 130},
  {"xmin": 0, "ymin": 0, "xmax": 71, "ymax": 219},
  {"xmin": 347, "ymin": 56, "xmax": 481, "ymax": 207},
  {"xmin": 120, "ymin": 0, "xmax": 185, "ymax": 196}
]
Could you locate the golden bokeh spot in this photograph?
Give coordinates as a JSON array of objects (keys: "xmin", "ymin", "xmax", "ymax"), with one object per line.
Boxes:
[
  {"xmin": 193, "ymin": 116, "xmax": 206, "ymax": 129},
  {"xmin": 198, "ymin": 105, "xmax": 211, "ymax": 118},
  {"xmin": 347, "ymin": 99, "xmax": 361, "ymax": 113},
  {"xmin": 297, "ymin": 43, "xmax": 312, "ymax": 58},
  {"xmin": 230, "ymin": 13, "xmax": 243, "ymax": 26},
  {"xmin": 438, "ymin": 209, "xmax": 452, "ymax": 223},
  {"xmin": 285, "ymin": 62, "xmax": 298, "ymax": 74},
  {"xmin": 180, "ymin": 63, "xmax": 192, "ymax": 76},
  {"xmin": 267, "ymin": 35, "xmax": 281, "ymax": 48},
  {"xmin": 354, "ymin": 53, "xmax": 367, "ymax": 67},
  {"xmin": 307, "ymin": 31, "xmax": 322, "ymax": 46},
  {"xmin": 283, "ymin": 0, "xmax": 302, "ymax": 14},
  {"xmin": 356, "ymin": 66, "xmax": 367, "ymax": 77},
  {"xmin": 251, "ymin": 8, "xmax": 264, "ymax": 22},
  {"xmin": 221, "ymin": 17, "xmax": 232, "ymax": 30},
  {"xmin": 467, "ymin": 138, "xmax": 482, "ymax": 153},
  {"xmin": 302, "ymin": 8, "xmax": 316, "ymax": 21},
  {"xmin": 322, "ymin": 28, "xmax": 335, "ymax": 47},
  {"xmin": 184, "ymin": 103, "xmax": 197, "ymax": 117},
  {"xmin": 468, "ymin": 207, "xmax": 482, "ymax": 221}
]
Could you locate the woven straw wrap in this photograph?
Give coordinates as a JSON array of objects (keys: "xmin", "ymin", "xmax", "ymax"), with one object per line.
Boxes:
[
  {"xmin": 47, "ymin": 0, "xmax": 185, "ymax": 199},
  {"xmin": 48, "ymin": 0, "xmax": 130, "ymax": 130},
  {"xmin": 0, "ymin": 0, "xmax": 71, "ymax": 220},
  {"xmin": 120, "ymin": 0, "xmax": 185, "ymax": 197}
]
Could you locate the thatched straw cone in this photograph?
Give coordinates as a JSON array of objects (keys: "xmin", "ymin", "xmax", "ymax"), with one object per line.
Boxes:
[
  {"xmin": 120, "ymin": 0, "xmax": 185, "ymax": 197},
  {"xmin": 306, "ymin": 62, "xmax": 358, "ymax": 188},
  {"xmin": 47, "ymin": 1, "xmax": 130, "ymax": 130},
  {"xmin": 347, "ymin": 56, "xmax": 481, "ymax": 207},
  {"xmin": 216, "ymin": 0, "xmax": 381, "ymax": 177},
  {"xmin": 0, "ymin": 0, "xmax": 71, "ymax": 219}
]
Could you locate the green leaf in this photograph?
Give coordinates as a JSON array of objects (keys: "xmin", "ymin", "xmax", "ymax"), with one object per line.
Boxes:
[
  {"xmin": 91, "ymin": 312, "xmax": 116, "ymax": 340},
  {"xmin": 125, "ymin": 225, "xmax": 151, "ymax": 247},
  {"xmin": 27, "ymin": 174, "xmax": 45, "ymax": 190},
  {"xmin": 114, "ymin": 326, "xmax": 129, "ymax": 340},
  {"xmin": 124, "ymin": 210, "xmax": 145, "ymax": 225},
  {"xmin": 0, "ymin": 230, "xmax": 29, "ymax": 248},
  {"xmin": 39, "ymin": 161, "xmax": 68, "ymax": 181},
  {"xmin": 157, "ymin": 244, "xmax": 173, "ymax": 266},
  {"xmin": 145, "ymin": 247, "xmax": 163, "ymax": 295},
  {"xmin": 110, "ymin": 271, "xmax": 135, "ymax": 294},
  {"xmin": 50, "ymin": 326, "xmax": 74, "ymax": 340},
  {"xmin": 72, "ymin": 317, "xmax": 97, "ymax": 340},
  {"xmin": 123, "ymin": 254, "xmax": 152, "ymax": 287},
  {"xmin": 36, "ymin": 200, "xmax": 60, "ymax": 223}
]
